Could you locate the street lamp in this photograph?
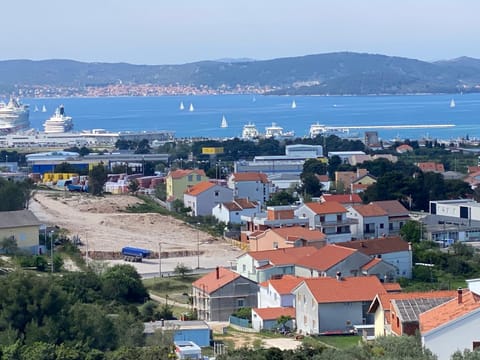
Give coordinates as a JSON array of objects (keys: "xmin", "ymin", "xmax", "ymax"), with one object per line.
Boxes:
[
  {"xmin": 196, "ymin": 223, "xmax": 201, "ymax": 269},
  {"xmin": 158, "ymin": 241, "xmax": 162, "ymax": 278}
]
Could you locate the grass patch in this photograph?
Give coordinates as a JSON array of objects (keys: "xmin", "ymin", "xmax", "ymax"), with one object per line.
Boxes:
[
  {"xmin": 124, "ymin": 196, "xmax": 170, "ymax": 215},
  {"xmin": 144, "ymin": 275, "xmax": 200, "ymax": 303},
  {"xmin": 305, "ymin": 335, "xmax": 361, "ymax": 349}
]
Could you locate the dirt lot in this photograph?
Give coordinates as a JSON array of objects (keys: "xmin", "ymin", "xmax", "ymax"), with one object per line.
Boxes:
[{"xmin": 29, "ymin": 191, "xmax": 242, "ymax": 272}]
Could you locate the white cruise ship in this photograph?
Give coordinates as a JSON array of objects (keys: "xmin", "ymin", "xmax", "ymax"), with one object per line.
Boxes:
[
  {"xmin": 43, "ymin": 105, "xmax": 74, "ymax": 133},
  {"xmin": 0, "ymin": 98, "xmax": 30, "ymax": 134}
]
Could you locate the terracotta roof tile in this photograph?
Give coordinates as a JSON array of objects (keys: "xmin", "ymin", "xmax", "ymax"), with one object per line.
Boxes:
[
  {"xmin": 262, "ymin": 275, "xmax": 305, "ymax": 295},
  {"xmin": 321, "ymin": 194, "xmax": 362, "ymax": 204},
  {"xmin": 192, "ymin": 267, "xmax": 242, "ymax": 294},
  {"xmin": 184, "ymin": 181, "xmax": 216, "ymax": 196},
  {"xmin": 305, "ymin": 201, "xmax": 347, "ymax": 215},
  {"xmin": 169, "ymin": 169, "xmax": 206, "ymax": 179},
  {"xmin": 420, "ymin": 290, "xmax": 480, "ymax": 334},
  {"xmin": 270, "ymin": 226, "xmax": 326, "ymax": 242},
  {"xmin": 362, "ymin": 257, "xmax": 382, "ymax": 270},
  {"xmin": 246, "ymin": 246, "xmax": 317, "ymax": 265},
  {"xmin": 383, "ymin": 283, "xmax": 402, "ymax": 293},
  {"xmin": 417, "ymin": 162, "xmax": 445, "ymax": 173},
  {"xmin": 371, "ymin": 200, "xmax": 409, "ymax": 217},
  {"xmin": 301, "ymin": 276, "xmax": 386, "ymax": 303},
  {"xmin": 232, "ymin": 172, "xmax": 269, "ymax": 183},
  {"xmin": 352, "ymin": 203, "xmax": 388, "ymax": 217},
  {"xmin": 339, "ymin": 236, "xmax": 410, "ymax": 255},
  {"xmin": 222, "ymin": 198, "xmax": 258, "ymax": 212},
  {"xmin": 296, "ymin": 244, "xmax": 357, "ymax": 271},
  {"xmin": 252, "ymin": 307, "xmax": 296, "ymax": 320}
]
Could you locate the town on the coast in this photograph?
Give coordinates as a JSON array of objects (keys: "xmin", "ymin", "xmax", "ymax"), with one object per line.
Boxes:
[{"xmin": 3, "ymin": 88, "xmax": 480, "ymax": 359}]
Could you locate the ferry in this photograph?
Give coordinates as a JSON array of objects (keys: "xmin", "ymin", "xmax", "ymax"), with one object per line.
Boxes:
[
  {"xmin": 309, "ymin": 123, "xmax": 353, "ymax": 138},
  {"xmin": 264, "ymin": 122, "xmax": 295, "ymax": 139},
  {"xmin": 241, "ymin": 122, "xmax": 259, "ymax": 140},
  {"xmin": 0, "ymin": 98, "xmax": 30, "ymax": 134},
  {"xmin": 43, "ymin": 105, "xmax": 74, "ymax": 133}
]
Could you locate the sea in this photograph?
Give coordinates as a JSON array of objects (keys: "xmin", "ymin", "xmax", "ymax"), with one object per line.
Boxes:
[{"xmin": 25, "ymin": 93, "xmax": 480, "ymax": 141}]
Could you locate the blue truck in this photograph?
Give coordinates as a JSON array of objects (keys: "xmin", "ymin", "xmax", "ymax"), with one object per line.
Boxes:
[{"xmin": 121, "ymin": 247, "xmax": 151, "ymax": 262}]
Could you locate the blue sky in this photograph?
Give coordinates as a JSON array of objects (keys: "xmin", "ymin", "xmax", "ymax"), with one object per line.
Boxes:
[{"xmin": 3, "ymin": 0, "xmax": 479, "ymax": 64}]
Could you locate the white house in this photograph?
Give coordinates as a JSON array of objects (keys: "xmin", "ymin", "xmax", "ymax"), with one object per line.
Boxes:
[
  {"xmin": 184, "ymin": 181, "xmax": 233, "ymax": 216},
  {"xmin": 347, "ymin": 203, "xmax": 389, "ymax": 240},
  {"xmin": 212, "ymin": 198, "xmax": 260, "ymax": 224},
  {"xmin": 227, "ymin": 172, "xmax": 271, "ymax": 206},
  {"xmin": 257, "ymin": 275, "xmax": 304, "ymax": 308}
]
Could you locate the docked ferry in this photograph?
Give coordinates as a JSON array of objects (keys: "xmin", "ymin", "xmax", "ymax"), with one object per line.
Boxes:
[{"xmin": 0, "ymin": 98, "xmax": 30, "ymax": 134}]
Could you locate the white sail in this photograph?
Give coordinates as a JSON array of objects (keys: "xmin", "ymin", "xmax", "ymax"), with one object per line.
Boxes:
[
  {"xmin": 291, "ymin": 100, "xmax": 297, "ymax": 109},
  {"xmin": 450, "ymin": 99, "xmax": 456, "ymax": 108},
  {"xmin": 42, "ymin": 105, "xmax": 47, "ymax": 112},
  {"xmin": 221, "ymin": 115, "xmax": 228, "ymax": 128},
  {"xmin": 34, "ymin": 105, "xmax": 39, "ymax": 112},
  {"xmin": 189, "ymin": 103, "xmax": 194, "ymax": 112},
  {"xmin": 179, "ymin": 101, "xmax": 185, "ymax": 110}
]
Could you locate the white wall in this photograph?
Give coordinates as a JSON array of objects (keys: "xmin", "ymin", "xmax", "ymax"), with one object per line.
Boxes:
[
  {"xmin": 258, "ymin": 285, "xmax": 282, "ymax": 308},
  {"xmin": 382, "ymin": 250, "xmax": 412, "ymax": 278}
]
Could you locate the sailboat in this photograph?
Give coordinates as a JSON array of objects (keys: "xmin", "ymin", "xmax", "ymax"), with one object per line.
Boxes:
[
  {"xmin": 450, "ymin": 99, "xmax": 456, "ymax": 108},
  {"xmin": 34, "ymin": 105, "xmax": 39, "ymax": 112},
  {"xmin": 42, "ymin": 105, "xmax": 47, "ymax": 113},
  {"xmin": 291, "ymin": 100, "xmax": 297, "ymax": 109},
  {"xmin": 189, "ymin": 103, "xmax": 194, "ymax": 112},
  {"xmin": 179, "ymin": 101, "xmax": 185, "ymax": 110},
  {"xmin": 220, "ymin": 115, "xmax": 228, "ymax": 128}
]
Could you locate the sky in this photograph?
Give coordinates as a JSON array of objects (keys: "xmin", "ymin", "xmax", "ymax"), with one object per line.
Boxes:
[{"xmin": 3, "ymin": 0, "xmax": 480, "ymax": 65}]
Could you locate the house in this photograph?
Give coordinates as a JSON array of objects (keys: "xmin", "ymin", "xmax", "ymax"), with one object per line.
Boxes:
[
  {"xmin": 192, "ymin": 267, "xmax": 258, "ymax": 321},
  {"xmin": 183, "ymin": 181, "xmax": 233, "ymax": 216},
  {"xmin": 416, "ymin": 162, "xmax": 445, "ymax": 174},
  {"xmin": 174, "ymin": 341, "xmax": 202, "ymax": 360},
  {"xmin": 420, "ymin": 289, "xmax": 480, "ymax": 360},
  {"xmin": 368, "ymin": 290, "xmax": 456, "ymax": 338},
  {"xmin": 144, "ymin": 320, "xmax": 211, "ymax": 347},
  {"xmin": 351, "ymin": 173, "xmax": 377, "ymax": 194},
  {"xmin": 248, "ymin": 226, "xmax": 326, "ymax": 251},
  {"xmin": 396, "ymin": 144, "xmax": 414, "ymax": 154},
  {"xmin": 0, "ymin": 210, "xmax": 42, "ymax": 254},
  {"xmin": 294, "ymin": 244, "xmax": 396, "ymax": 280},
  {"xmin": 338, "ymin": 236, "xmax": 413, "ymax": 278},
  {"xmin": 295, "ymin": 202, "xmax": 356, "ymax": 243},
  {"xmin": 241, "ymin": 205, "xmax": 309, "ymax": 233},
  {"xmin": 293, "ymin": 276, "xmax": 387, "ymax": 335},
  {"xmin": 227, "ymin": 172, "xmax": 271, "ymax": 206},
  {"xmin": 371, "ymin": 200, "xmax": 410, "ymax": 235},
  {"xmin": 320, "ymin": 193, "xmax": 363, "ymax": 206},
  {"xmin": 347, "ymin": 203, "xmax": 389, "ymax": 239},
  {"xmin": 236, "ymin": 246, "xmax": 317, "ymax": 283},
  {"xmin": 257, "ymin": 275, "xmax": 305, "ymax": 308},
  {"xmin": 166, "ymin": 169, "xmax": 209, "ymax": 202},
  {"xmin": 212, "ymin": 198, "xmax": 260, "ymax": 225},
  {"xmin": 252, "ymin": 307, "xmax": 296, "ymax": 332}
]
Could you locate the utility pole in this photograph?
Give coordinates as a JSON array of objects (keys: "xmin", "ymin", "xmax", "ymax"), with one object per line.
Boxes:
[
  {"xmin": 50, "ymin": 231, "xmax": 54, "ymax": 273},
  {"xmin": 158, "ymin": 241, "xmax": 162, "ymax": 278},
  {"xmin": 197, "ymin": 223, "xmax": 201, "ymax": 269}
]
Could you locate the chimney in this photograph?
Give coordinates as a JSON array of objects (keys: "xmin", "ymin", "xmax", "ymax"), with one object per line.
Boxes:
[
  {"xmin": 336, "ymin": 271, "xmax": 342, "ymax": 281},
  {"xmin": 457, "ymin": 288, "xmax": 463, "ymax": 304},
  {"xmin": 216, "ymin": 266, "xmax": 220, "ymax": 280}
]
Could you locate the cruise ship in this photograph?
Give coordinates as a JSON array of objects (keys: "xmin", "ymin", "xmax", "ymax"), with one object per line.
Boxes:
[
  {"xmin": 43, "ymin": 105, "xmax": 74, "ymax": 133},
  {"xmin": 0, "ymin": 98, "xmax": 30, "ymax": 134}
]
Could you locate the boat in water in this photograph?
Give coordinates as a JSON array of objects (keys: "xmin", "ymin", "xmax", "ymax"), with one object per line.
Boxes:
[
  {"xmin": 0, "ymin": 98, "xmax": 30, "ymax": 134},
  {"xmin": 265, "ymin": 122, "xmax": 295, "ymax": 139},
  {"xmin": 179, "ymin": 101, "xmax": 185, "ymax": 110},
  {"xmin": 189, "ymin": 103, "xmax": 194, "ymax": 112},
  {"xmin": 43, "ymin": 105, "xmax": 73, "ymax": 133},
  {"xmin": 242, "ymin": 122, "xmax": 259, "ymax": 140},
  {"xmin": 42, "ymin": 105, "xmax": 47, "ymax": 113},
  {"xmin": 450, "ymin": 99, "xmax": 456, "ymax": 108},
  {"xmin": 291, "ymin": 100, "xmax": 297, "ymax": 109},
  {"xmin": 220, "ymin": 115, "xmax": 228, "ymax": 128},
  {"xmin": 34, "ymin": 105, "xmax": 39, "ymax": 112},
  {"xmin": 309, "ymin": 122, "xmax": 358, "ymax": 139}
]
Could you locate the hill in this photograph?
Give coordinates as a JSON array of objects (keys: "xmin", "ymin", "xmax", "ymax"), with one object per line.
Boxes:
[{"xmin": 1, "ymin": 52, "xmax": 480, "ymax": 95}]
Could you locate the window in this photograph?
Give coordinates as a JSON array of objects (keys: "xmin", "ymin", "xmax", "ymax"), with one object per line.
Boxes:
[
  {"xmin": 273, "ymin": 242, "xmax": 278, "ymax": 249},
  {"xmin": 473, "ymin": 341, "xmax": 480, "ymax": 350},
  {"xmin": 337, "ymin": 214, "xmax": 342, "ymax": 222},
  {"xmin": 214, "ymin": 191, "xmax": 219, "ymax": 197},
  {"xmin": 389, "ymin": 223, "xmax": 393, "ymax": 230},
  {"xmin": 237, "ymin": 298, "xmax": 245, "ymax": 307},
  {"xmin": 242, "ymin": 264, "xmax": 246, "ymax": 272},
  {"xmin": 320, "ymin": 216, "xmax": 325, "ymax": 222},
  {"xmin": 188, "ymin": 175, "xmax": 193, "ymax": 181},
  {"xmin": 380, "ymin": 223, "xmax": 384, "ymax": 229},
  {"xmin": 196, "ymin": 175, "xmax": 201, "ymax": 181}
]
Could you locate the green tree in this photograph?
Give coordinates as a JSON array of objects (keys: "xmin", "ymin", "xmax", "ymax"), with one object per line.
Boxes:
[
  {"xmin": 88, "ymin": 164, "xmax": 108, "ymax": 196},
  {"xmin": 128, "ymin": 179, "xmax": 139, "ymax": 194},
  {"xmin": 173, "ymin": 263, "xmax": 192, "ymax": 279},
  {"xmin": 400, "ymin": 220, "xmax": 423, "ymax": 243},
  {"xmin": 0, "ymin": 236, "xmax": 18, "ymax": 255},
  {"xmin": 266, "ymin": 190, "xmax": 297, "ymax": 206},
  {"xmin": 101, "ymin": 264, "xmax": 148, "ymax": 303},
  {"xmin": 0, "ymin": 178, "xmax": 33, "ymax": 211}
]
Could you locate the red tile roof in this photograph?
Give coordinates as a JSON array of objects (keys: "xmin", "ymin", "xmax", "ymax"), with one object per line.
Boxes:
[
  {"xmin": 270, "ymin": 226, "xmax": 326, "ymax": 242},
  {"xmin": 296, "ymin": 244, "xmax": 358, "ymax": 271},
  {"xmin": 362, "ymin": 257, "xmax": 382, "ymax": 270},
  {"xmin": 351, "ymin": 203, "xmax": 388, "ymax": 217},
  {"xmin": 304, "ymin": 201, "xmax": 347, "ymax": 215},
  {"xmin": 232, "ymin": 172, "xmax": 269, "ymax": 183},
  {"xmin": 321, "ymin": 194, "xmax": 362, "ymax": 204},
  {"xmin": 184, "ymin": 181, "xmax": 216, "ymax": 196},
  {"xmin": 300, "ymin": 276, "xmax": 386, "ymax": 303},
  {"xmin": 371, "ymin": 200, "xmax": 409, "ymax": 217},
  {"xmin": 246, "ymin": 246, "xmax": 317, "ymax": 266},
  {"xmin": 383, "ymin": 283, "xmax": 402, "ymax": 293},
  {"xmin": 420, "ymin": 290, "xmax": 480, "ymax": 334},
  {"xmin": 417, "ymin": 162, "xmax": 445, "ymax": 173},
  {"xmin": 192, "ymin": 267, "xmax": 241, "ymax": 294},
  {"xmin": 260, "ymin": 275, "xmax": 305, "ymax": 295},
  {"xmin": 339, "ymin": 236, "xmax": 410, "ymax": 255},
  {"xmin": 169, "ymin": 169, "xmax": 206, "ymax": 179},
  {"xmin": 252, "ymin": 307, "xmax": 296, "ymax": 320},
  {"xmin": 222, "ymin": 198, "xmax": 258, "ymax": 211}
]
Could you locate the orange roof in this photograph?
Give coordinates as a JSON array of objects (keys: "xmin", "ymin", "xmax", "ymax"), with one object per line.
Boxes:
[
  {"xmin": 305, "ymin": 201, "xmax": 347, "ymax": 215},
  {"xmin": 296, "ymin": 244, "xmax": 358, "ymax": 271},
  {"xmin": 246, "ymin": 246, "xmax": 317, "ymax": 266},
  {"xmin": 232, "ymin": 172, "xmax": 269, "ymax": 183},
  {"xmin": 260, "ymin": 275, "xmax": 305, "ymax": 295},
  {"xmin": 192, "ymin": 267, "xmax": 241, "ymax": 294},
  {"xmin": 252, "ymin": 307, "xmax": 296, "ymax": 320},
  {"xmin": 383, "ymin": 283, "xmax": 402, "ymax": 293},
  {"xmin": 321, "ymin": 194, "xmax": 362, "ymax": 204},
  {"xmin": 339, "ymin": 236, "xmax": 410, "ymax": 255},
  {"xmin": 184, "ymin": 181, "xmax": 216, "ymax": 196},
  {"xmin": 420, "ymin": 290, "xmax": 480, "ymax": 334},
  {"xmin": 270, "ymin": 226, "xmax": 326, "ymax": 242},
  {"xmin": 362, "ymin": 257, "xmax": 382, "ymax": 270},
  {"xmin": 300, "ymin": 276, "xmax": 386, "ymax": 303},
  {"xmin": 371, "ymin": 200, "xmax": 409, "ymax": 217},
  {"xmin": 169, "ymin": 169, "xmax": 206, "ymax": 179},
  {"xmin": 352, "ymin": 203, "xmax": 388, "ymax": 217},
  {"xmin": 417, "ymin": 162, "xmax": 445, "ymax": 173}
]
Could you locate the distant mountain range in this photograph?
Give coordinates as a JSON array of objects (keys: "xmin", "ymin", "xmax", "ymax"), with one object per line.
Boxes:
[{"xmin": 1, "ymin": 52, "xmax": 480, "ymax": 95}]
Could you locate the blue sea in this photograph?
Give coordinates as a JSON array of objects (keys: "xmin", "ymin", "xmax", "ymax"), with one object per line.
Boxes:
[{"xmin": 25, "ymin": 93, "xmax": 480, "ymax": 141}]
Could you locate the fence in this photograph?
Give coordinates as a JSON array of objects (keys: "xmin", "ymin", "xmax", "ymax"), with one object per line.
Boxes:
[{"xmin": 229, "ymin": 315, "xmax": 250, "ymax": 328}]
